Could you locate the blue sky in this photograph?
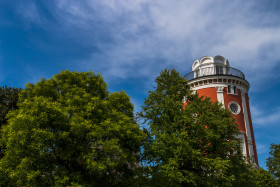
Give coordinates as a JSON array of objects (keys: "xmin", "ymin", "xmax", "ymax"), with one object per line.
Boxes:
[{"xmin": 0, "ymin": 0, "xmax": 280, "ymax": 169}]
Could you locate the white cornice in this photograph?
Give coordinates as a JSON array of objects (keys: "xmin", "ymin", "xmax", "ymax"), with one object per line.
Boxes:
[{"xmin": 188, "ymin": 75, "xmax": 249, "ymax": 93}]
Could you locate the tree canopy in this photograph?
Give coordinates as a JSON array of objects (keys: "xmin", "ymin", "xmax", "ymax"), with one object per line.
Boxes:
[
  {"xmin": 0, "ymin": 70, "xmax": 143, "ymax": 186},
  {"xmin": 0, "ymin": 85, "xmax": 21, "ymax": 126},
  {"xmin": 138, "ymin": 69, "xmax": 255, "ymax": 186},
  {"xmin": 251, "ymin": 167, "xmax": 278, "ymax": 186},
  {"xmin": 267, "ymin": 143, "xmax": 280, "ymax": 185},
  {"xmin": 0, "ymin": 68, "xmax": 276, "ymax": 186},
  {"xmin": 0, "ymin": 85, "xmax": 21, "ymax": 158}
]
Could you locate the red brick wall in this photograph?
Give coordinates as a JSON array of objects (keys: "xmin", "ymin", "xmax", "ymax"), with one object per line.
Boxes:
[
  {"xmin": 223, "ymin": 88, "xmax": 246, "ymax": 133},
  {"xmin": 196, "ymin": 87, "xmax": 217, "ymax": 102},
  {"xmin": 195, "ymin": 86, "xmax": 257, "ymax": 163}
]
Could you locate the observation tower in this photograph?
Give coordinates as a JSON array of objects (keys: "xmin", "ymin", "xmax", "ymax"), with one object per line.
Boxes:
[{"xmin": 184, "ymin": 55, "xmax": 258, "ymax": 165}]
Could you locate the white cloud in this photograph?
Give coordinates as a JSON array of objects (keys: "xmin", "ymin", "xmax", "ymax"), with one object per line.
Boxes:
[
  {"xmin": 257, "ymin": 143, "xmax": 269, "ymax": 154},
  {"xmin": 15, "ymin": 2, "xmax": 42, "ymax": 25},
  {"xmin": 57, "ymin": 1, "xmax": 279, "ymax": 76},
  {"xmin": 251, "ymin": 105, "xmax": 280, "ymax": 126},
  {"xmin": 12, "ymin": 0, "xmax": 280, "ymax": 88}
]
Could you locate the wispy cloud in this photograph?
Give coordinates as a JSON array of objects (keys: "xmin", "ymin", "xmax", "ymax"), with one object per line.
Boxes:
[
  {"xmin": 251, "ymin": 105, "xmax": 280, "ymax": 126},
  {"xmin": 257, "ymin": 143, "xmax": 269, "ymax": 154},
  {"xmin": 50, "ymin": 1, "xmax": 280, "ymax": 80},
  {"xmin": 15, "ymin": 2, "xmax": 42, "ymax": 25},
  {"xmin": 7, "ymin": 0, "xmax": 280, "ymax": 88}
]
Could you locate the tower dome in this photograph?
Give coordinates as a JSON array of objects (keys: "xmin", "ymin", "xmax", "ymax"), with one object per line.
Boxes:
[
  {"xmin": 184, "ymin": 55, "xmax": 258, "ymax": 166},
  {"xmin": 192, "ymin": 55, "xmax": 229, "ymax": 71}
]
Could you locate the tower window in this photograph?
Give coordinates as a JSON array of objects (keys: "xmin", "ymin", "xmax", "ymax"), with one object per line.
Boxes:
[
  {"xmin": 228, "ymin": 85, "xmax": 237, "ymax": 94},
  {"xmin": 216, "ymin": 66, "xmax": 223, "ymax": 75},
  {"xmin": 228, "ymin": 102, "xmax": 240, "ymax": 114}
]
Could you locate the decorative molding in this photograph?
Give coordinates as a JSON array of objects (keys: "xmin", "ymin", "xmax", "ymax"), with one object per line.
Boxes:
[
  {"xmin": 188, "ymin": 76, "xmax": 250, "ymax": 92},
  {"xmin": 241, "ymin": 93, "xmax": 255, "ymax": 162},
  {"xmin": 241, "ymin": 89, "xmax": 246, "ymax": 96},
  {"xmin": 216, "ymin": 86, "xmax": 224, "ymax": 92},
  {"xmin": 216, "ymin": 86, "xmax": 225, "ymax": 107}
]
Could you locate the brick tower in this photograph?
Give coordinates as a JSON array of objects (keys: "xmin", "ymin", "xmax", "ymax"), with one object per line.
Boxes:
[{"xmin": 184, "ymin": 55, "xmax": 258, "ymax": 166}]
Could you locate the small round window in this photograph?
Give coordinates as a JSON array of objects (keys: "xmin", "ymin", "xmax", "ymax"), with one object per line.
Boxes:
[{"xmin": 228, "ymin": 102, "xmax": 240, "ymax": 114}]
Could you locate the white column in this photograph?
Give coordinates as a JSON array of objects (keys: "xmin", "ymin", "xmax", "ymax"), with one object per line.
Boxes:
[
  {"xmin": 216, "ymin": 87, "xmax": 225, "ymax": 107},
  {"xmin": 236, "ymin": 132, "xmax": 247, "ymax": 156},
  {"xmin": 241, "ymin": 90, "xmax": 254, "ymax": 162}
]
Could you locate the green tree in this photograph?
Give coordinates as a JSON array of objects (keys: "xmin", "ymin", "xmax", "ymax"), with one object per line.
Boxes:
[
  {"xmin": 0, "ymin": 70, "xmax": 143, "ymax": 186},
  {"xmin": 267, "ymin": 143, "xmax": 280, "ymax": 184},
  {"xmin": 0, "ymin": 85, "xmax": 21, "ymax": 158},
  {"xmin": 251, "ymin": 167, "xmax": 278, "ymax": 187},
  {"xmin": 138, "ymin": 69, "xmax": 254, "ymax": 186},
  {"xmin": 0, "ymin": 85, "xmax": 21, "ymax": 125}
]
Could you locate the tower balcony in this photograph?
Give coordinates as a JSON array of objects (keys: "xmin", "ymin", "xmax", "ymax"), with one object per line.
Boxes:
[{"xmin": 184, "ymin": 66, "xmax": 245, "ymax": 81}]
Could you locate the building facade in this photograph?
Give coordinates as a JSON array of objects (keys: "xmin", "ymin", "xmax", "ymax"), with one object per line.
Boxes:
[{"xmin": 184, "ymin": 55, "xmax": 258, "ymax": 166}]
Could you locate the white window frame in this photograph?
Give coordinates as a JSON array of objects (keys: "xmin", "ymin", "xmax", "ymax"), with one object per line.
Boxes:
[
  {"xmin": 228, "ymin": 85, "xmax": 237, "ymax": 95},
  {"xmin": 215, "ymin": 65, "xmax": 223, "ymax": 75}
]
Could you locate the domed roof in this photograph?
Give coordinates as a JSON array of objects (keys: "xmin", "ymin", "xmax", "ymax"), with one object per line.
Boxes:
[{"xmin": 192, "ymin": 55, "xmax": 229, "ymax": 71}]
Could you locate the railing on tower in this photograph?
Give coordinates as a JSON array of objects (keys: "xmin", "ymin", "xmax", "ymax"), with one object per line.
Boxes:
[{"xmin": 184, "ymin": 67, "xmax": 245, "ymax": 80}]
